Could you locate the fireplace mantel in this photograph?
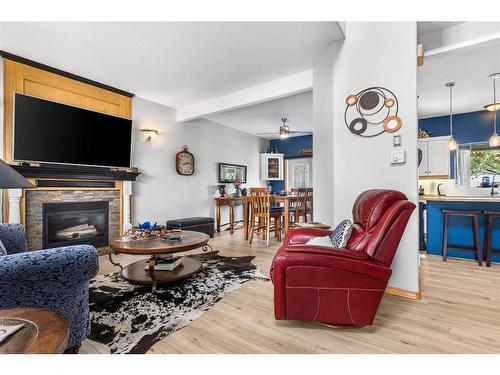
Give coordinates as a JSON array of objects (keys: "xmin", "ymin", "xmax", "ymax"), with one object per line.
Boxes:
[
  {"xmin": 12, "ymin": 164, "xmax": 140, "ymax": 181},
  {"xmin": 7, "ymin": 177, "xmax": 133, "ymax": 250}
]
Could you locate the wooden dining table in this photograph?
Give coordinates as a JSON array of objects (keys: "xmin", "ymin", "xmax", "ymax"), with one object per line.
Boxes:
[{"xmin": 214, "ymin": 194, "xmax": 298, "ymax": 240}]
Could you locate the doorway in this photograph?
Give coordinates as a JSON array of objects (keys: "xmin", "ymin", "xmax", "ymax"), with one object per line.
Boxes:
[{"xmin": 285, "ymin": 157, "xmax": 313, "ymax": 191}]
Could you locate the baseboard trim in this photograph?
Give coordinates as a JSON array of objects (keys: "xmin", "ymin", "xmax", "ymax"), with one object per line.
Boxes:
[{"xmin": 385, "ymin": 286, "xmax": 421, "ymax": 300}]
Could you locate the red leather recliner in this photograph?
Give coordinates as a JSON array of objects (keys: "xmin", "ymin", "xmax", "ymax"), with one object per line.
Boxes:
[{"xmin": 270, "ymin": 189, "xmax": 416, "ymax": 326}]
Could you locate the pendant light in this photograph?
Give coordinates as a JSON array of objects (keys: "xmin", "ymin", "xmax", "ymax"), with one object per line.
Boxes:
[
  {"xmin": 488, "ymin": 73, "xmax": 500, "ymax": 147},
  {"xmin": 446, "ymin": 82, "xmax": 457, "ymax": 151}
]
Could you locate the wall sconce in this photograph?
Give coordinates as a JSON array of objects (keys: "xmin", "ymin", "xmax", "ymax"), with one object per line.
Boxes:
[{"xmin": 141, "ymin": 129, "xmax": 158, "ymax": 141}]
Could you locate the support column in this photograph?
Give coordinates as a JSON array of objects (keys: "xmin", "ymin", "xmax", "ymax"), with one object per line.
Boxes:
[
  {"xmin": 7, "ymin": 189, "xmax": 22, "ymax": 224},
  {"xmin": 123, "ymin": 181, "xmax": 133, "ymax": 231}
]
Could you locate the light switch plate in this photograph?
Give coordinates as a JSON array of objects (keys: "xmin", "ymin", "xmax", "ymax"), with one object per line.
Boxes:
[
  {"xmin": 393, "ymin": 135, "xmax": 402, "ymax": 147},
  {"xmin": 391, "ymin": 150, "xmax": 406, "ymax": 164}
]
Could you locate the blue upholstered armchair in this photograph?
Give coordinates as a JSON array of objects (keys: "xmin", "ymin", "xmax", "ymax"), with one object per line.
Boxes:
[{"xmin": 0, "ymin": 223, "xmax": 99, "ymax": 351}]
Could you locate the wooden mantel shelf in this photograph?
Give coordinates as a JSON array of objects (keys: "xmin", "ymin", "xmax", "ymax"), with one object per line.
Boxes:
[{"xmin": 12, "ymin": 164, "xmax": 141, "ymax": 181}]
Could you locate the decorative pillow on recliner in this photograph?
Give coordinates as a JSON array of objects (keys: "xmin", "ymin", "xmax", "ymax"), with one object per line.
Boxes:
[
  {"xmin": 305, "ymin": 235, "xmax": 336, "ymax": 247},
  {"xmin": 329, "ymin": 219, "xmax": 353, "ymax": 248},
  {"xmin": 0, "ymin": 240, "xmax": 7, "ymax": 256}
]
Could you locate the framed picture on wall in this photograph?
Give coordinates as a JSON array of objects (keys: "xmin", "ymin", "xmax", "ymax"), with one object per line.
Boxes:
[{"xmin": 218, "ymin": 163, "xmax": 247, "ymax": 183}]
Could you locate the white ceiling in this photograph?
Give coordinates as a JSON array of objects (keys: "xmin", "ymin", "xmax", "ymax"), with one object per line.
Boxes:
[
  {"xmin": 417, "ymin": 21, "xmax": 464, "ymax": 37},
  {"xmin": 204, "ymin": 90, "xmax": 312, "ymax": 139},
  {"xmin": 418, "ymin": 42, "xmax": 500, "ymax": 118},
  {"xmin": 0, "ymin": 22, "xmax": 342, "ymax": 108}
]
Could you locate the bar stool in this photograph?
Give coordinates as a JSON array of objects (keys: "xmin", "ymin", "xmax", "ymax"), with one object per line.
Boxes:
[
  {"xmin": 484, "ymin": 211, "xmax": 500, "ymax": 267},
  {"xmin": 442, "ymin": 209, "xmax": 482, "ymax": 266}
]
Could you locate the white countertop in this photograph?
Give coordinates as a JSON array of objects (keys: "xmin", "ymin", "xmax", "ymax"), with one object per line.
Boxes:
[{"xmin": 419, "ymin": 195, "xmax": 500, "ymax": 203}]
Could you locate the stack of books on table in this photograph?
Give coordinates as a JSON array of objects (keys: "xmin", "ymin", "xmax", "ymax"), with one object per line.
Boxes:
[{"xmin": 145, "ymin": 256, "xmax": 184, "ymax": 271}]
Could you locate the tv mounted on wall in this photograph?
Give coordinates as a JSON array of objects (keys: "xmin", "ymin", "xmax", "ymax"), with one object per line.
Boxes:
[{"xmin": 13, "ymin": 93, "xmax": 132, "ymax": 168}]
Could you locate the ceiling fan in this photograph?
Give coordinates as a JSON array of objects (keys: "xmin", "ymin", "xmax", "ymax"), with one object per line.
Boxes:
[{"xmin": 257, "ymin": 118, "xmax": 312, "ymax": 139}]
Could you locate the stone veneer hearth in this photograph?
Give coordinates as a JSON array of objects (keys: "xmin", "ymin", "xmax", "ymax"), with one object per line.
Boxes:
[{"xmin": 25, "ymin": 190, "xmax": 121, "ymax": 251}]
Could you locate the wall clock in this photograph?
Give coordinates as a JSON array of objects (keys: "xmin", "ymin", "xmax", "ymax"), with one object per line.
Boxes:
[{"xmin": 176, "ymin": 145, "xmax": 194, "ymax": 176}]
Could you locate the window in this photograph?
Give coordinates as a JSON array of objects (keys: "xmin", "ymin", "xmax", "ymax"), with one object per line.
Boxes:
[{"xmin": 457, "ymin": 143, "xmax": 500, "ymax": 187}]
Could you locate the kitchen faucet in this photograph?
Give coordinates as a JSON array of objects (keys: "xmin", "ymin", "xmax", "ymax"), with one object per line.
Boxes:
[
  {"xmin": 437, "ymin": 183, "xmax": 444, "ymax": 196},
  {"xmin": 492, "ymin": 173, "xmax": 499, "ymax": 196}
]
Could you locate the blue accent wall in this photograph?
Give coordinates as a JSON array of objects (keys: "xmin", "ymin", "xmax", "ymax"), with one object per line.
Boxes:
[
  {"xmin": 419, "ymin": 110, "xmax": 494, "ymax": 143},
  {"xmin": 268, "ymin": 134, "xmax": 312, "ymax": 192},
  {"xmin": 419, "ymin": 110, "xmax": 495, "ymax": 178}
]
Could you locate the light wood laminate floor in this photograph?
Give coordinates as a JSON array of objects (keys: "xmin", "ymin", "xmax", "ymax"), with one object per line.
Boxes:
[{"xmin": 81, "ymin": 230, "xmax": 500, "ymax": 354}]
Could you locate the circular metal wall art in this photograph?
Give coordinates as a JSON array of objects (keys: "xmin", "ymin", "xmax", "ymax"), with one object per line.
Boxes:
[
  {"xmin": 383, "ymin": 115, "xmax": 402, "ymax": 133},
  {"xmin": 349, "ymin": 118, "xmax": 367, "ymax": 134},
  {"xmin": 384, "ymin": 98, "xmax": 395, "ymax": 108},
  {"xmin": 359, "ymin": 91, "xmax": 380, "ymax": 110},
  {"xmin": 344, "ymin": 87, "xmax": 402, "ymax": 137},
  {"xmin": 345, "ymin": 95, "xmax": 358, "ymax": 106}
]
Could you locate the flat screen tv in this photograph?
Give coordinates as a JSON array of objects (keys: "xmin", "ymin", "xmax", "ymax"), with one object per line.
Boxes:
[{"xmin": 13, "ymin": 93, "xmax": 132, "ymax": 168}]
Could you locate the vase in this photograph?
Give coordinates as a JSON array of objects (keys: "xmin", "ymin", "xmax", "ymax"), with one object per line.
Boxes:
[
  {"xmin": 217, "ymin": 185, "xmax": 226, "ymax": 197},
  {"xmin": 234, "ymin": 187, "xmax": 241, "ymax": 198}
]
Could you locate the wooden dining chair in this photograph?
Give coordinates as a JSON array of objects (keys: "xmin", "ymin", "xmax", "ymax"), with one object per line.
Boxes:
[
  {"xmin": 290, "ymin": 188, "xmax": 307, "ymax": 224},
  {"xmin": 305, "ymin": 188, "xmax": 313, "ymax": 222},
  {"xmin": 249, "ymin": 187, "xmax": 283, "ymax": 246}
]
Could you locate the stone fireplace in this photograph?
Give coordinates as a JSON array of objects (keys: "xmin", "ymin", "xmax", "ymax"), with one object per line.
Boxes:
[
  {"xmin": 43, "ymin": 201, "xmax": 110, "ymax": 249},
  {"xmin": 24, "ymin": 189, "xmax": 122, "ymax": 251}
]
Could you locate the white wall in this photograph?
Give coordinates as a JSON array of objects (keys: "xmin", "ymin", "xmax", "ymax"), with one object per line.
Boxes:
[
  {"xmin": 314, "ymin": 22, "xmax": 419, "ymax": 293},
  {"xmin": 312, "ymin": 45, "xmax": 335, "ymax": 225},
  {"xmin": 131, "ymin": 97, "xmax": 268, "ymax": 227}
]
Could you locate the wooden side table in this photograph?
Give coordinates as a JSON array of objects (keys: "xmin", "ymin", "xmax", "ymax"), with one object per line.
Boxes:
[
  {"xmin": 0, "ymin": 308, "xmax": 69, "ymax": 354},
  {"xmin": 215, "ymin": 196, "xmax": 243, "ymax": 234}
]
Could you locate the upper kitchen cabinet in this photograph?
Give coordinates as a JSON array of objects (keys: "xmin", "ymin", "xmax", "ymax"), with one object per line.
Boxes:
[
  {"xmin": 260, "ymin": 153, "xmax": 284, "ymax": 180},
  {"xmin": 418, "ymin": 136, "xmax": 451, "ymax": 179}
]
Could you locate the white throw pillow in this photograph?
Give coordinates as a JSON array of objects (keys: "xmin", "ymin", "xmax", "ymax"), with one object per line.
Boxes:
[
  {"xmin": 329, "ymin": 219, "xmax": 353, "ymax": 248},
  {"xmin": 305, "ymin": 235, "xmax": 336, "ymax": 247}
]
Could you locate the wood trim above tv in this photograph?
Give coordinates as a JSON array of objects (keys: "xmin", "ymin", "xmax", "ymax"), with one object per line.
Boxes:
[{"xmin": 0, "ymin": 50, "xmax": 134, "ymax": 98}]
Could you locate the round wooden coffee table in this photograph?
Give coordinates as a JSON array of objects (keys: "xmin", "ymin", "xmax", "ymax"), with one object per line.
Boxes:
[
  {"xmin": 110, "ymin": 230, "xmax": 211, "ymax": 292},
  {"xmin": 0, "ymin": 308, "xmax": 69, "ymax": 354}
]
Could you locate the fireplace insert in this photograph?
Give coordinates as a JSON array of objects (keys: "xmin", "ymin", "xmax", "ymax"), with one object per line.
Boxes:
[{"xmin": 42, "ymin": 201, "xmax": 109, "ymax": 249}]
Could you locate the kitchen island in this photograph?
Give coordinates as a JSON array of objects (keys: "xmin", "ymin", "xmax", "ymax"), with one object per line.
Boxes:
[{"xmin": 421, "ymin": 195, "xmax": 500, "ymax": 263}]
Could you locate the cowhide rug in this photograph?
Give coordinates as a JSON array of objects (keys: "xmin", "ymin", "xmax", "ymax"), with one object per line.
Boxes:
[{"xmin": 88, "ymin": 252, "xmax": 268, "ymax": 354}]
